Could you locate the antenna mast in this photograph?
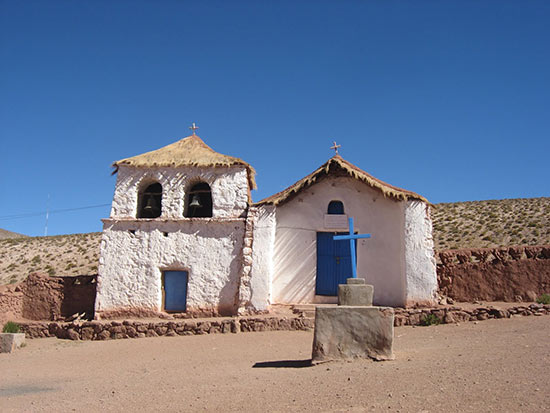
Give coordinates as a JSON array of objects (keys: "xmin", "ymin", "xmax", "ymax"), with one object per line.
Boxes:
[{"xmin": 44, "ymin": 194, "xmax": 50, "ymax": 236}]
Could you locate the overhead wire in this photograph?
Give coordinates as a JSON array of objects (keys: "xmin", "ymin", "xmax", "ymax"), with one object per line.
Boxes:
[{"xmin": 0, "ymin": 203, "xmax": 111, "ymax": 221}]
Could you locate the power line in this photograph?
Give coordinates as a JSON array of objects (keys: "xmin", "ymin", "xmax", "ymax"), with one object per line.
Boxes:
[{"xmin": 0, "ymin": 203, "xmax": 111, "ymax": 221}]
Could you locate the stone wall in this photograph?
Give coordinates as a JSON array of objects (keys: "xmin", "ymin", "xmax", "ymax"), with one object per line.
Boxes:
[
  {"xmin": 0, "ymin": 272, "xmax": 96, "ymax": 323},
  {"xmin": 18, "ymin": 303, "xmax": 550, "ymax": 340},
  {"xmin": 394, "ymin": 303, "xmax": 549, "ymax": 326},
  {"xmin": 20, "ymin": 316, "xmax": 314, "ymax": 340},
  {"xmin": 437, "ymin": 245, "xmax": 550, "ymax": 302},
  {"xmin": 0, "ymin": 284, "xmax": 23, "ymax": 325}
]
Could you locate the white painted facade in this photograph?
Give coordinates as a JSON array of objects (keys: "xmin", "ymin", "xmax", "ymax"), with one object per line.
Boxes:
[
  {"xmin": 403, "ymin": 200, "xmax": 438, "ymax": 305},
  {"xmin": 95, "ymin": 164, "xmax": 251, "ymax": 316},
  {"xmin": 97, "ymin": 139, "xmax": 437, "ymax": 317},
  {"xmin": 270, "ymin": 176, "xmax": 416, "ymax": 307},
  {"xmin": 110, "ymin": 165, "xmax": 250, "ymax": 219},
  {"xmin": 267, "ymin": 176, "xmax": 437, "ymax": 307}
]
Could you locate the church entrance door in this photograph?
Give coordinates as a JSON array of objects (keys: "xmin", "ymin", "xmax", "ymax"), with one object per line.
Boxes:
[
  {"xmin": 316, "ymin": 232, "xmax": 353, "ymax": 296},
  {"xmin": 163, "ymin": 270, "xmax": 188, "ymax": 312}
]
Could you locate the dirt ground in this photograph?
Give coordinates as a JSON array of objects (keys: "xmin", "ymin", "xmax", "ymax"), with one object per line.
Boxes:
[{"xmin": 1, "ymin": 316, "xmax": 549, "ymax": 413}]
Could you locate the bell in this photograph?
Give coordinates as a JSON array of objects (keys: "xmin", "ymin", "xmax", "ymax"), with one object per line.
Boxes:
[
  {"xmin": 189, "ymin": 194, "xmax": 202, "ymax": 208},
  {"xmin": 143, "ymin": 197, "xmax": 156, "ymax": 212}
]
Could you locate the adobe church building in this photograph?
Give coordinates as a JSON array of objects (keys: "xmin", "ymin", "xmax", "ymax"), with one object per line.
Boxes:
[{"xmin": 95, "ymin": 129, "xmax": 437, "ymax": 318}]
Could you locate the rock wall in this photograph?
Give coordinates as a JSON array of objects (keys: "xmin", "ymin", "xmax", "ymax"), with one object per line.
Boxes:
[
  {"xmin": 0, "ymin": 284, "xmax": 23, "ymax": 324},
  {"xmin": 0, "ymin": 272, "xmax": 96, "ymax": 323},
  {"xmin": 20, "ymin": 316, "xmax": 314, "ymax": 340},
  {"xmin": 22, "ymin": 272, "xmax": 64, "ymax": 320},
  {"xmin": 437, "ymin": 245, "xmax": 550, "ymax": 302},
  {"xmin": 18, "ymin": 303, "xmax": 550, "ymax": 340}
]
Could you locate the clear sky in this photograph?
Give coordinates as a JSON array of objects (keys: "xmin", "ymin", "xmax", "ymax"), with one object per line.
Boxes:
[{"xmin": 1, "ymin": 0, "xmax": 549, "ymax": 236}]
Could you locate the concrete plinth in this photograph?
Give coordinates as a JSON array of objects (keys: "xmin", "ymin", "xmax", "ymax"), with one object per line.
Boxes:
[
  {"xmin": 312, "ymin": 306, "xmax": 394, "ymax": 362},
  {"xmin": 0, "ymin": 333, "xmax": 26, "ymax": 353},
  {"xmin": 338, "ymin": 278, "xmax": 373, "ymax": 306}
]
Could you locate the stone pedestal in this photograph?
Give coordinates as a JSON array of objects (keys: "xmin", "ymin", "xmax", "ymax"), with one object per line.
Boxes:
[
  {"xmin": 312, "ymin": 306, "xmax": 394, "ymax": 362},
  {"xmin": 338, "ymin": 278, "xmax": 373, "ymax": 306},
  {"xmin": 0, "ymin": 333, "xmax": 26, "ymax": 353},
  {"xmin": 312, "ymin": 278, "xmax": 394, "ymax": 363}
]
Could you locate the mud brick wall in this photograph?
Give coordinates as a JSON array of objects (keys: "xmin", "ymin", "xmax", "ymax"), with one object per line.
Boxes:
[
  {"xmin": 437, "ymin": 245, "xmax": 550, "ymax": 302},
  {"xmin": 0, "ymin": 285, "xmax": 24, "ymax": 324},
  {"xmin": 0, "ymin": 272, "xmax": 97, "ymax": 322}
]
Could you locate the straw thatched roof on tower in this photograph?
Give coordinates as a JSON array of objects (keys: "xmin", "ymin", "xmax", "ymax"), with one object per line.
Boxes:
[
  {"xmin": 255, "ymin": 155, "xmax": 427, "ymax": 206},
  {"xmin": 112, "ymin": 135, "xmax": 257, "ymax": 189}
]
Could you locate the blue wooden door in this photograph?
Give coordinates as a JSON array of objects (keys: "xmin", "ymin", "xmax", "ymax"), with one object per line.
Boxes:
[
  {"xmin": 163, "ymin": 271, "xmax": 188, "ymax": 312},
  {"xmin": 316, "ymin": 232, "xmax": 353, "ymax": 296}
]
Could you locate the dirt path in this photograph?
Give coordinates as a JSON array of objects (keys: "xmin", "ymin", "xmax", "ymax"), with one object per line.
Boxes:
[{"xmin": 1, "ymin": 316, "xmax": 549, "ymax": 412}]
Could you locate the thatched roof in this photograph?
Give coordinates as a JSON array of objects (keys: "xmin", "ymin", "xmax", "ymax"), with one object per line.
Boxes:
[
  {"xmin": 113, "ymin": 135, "xmax": 257, "ymax": 189},
  {"xmin": 255, "ymin": 155, "xmax": 428, "ymax": 206}
]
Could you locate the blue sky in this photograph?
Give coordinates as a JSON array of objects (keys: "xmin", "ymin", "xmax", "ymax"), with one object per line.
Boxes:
[{"xmin": 1, "ymin": 0, "xmax": 549, "ymax": 236}]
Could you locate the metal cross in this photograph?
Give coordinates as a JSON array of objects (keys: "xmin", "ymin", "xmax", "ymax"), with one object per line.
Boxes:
[
  {"xmin": 333, "ymin": 217, "xmax": 371, "ymax": 279},
  {"xmin": 189, "ymin": 122, "xmax": 199, "ymax": 135},
  {"xmin": 330, "ymin": 141, "xmax": 341, "ymax": 154}
]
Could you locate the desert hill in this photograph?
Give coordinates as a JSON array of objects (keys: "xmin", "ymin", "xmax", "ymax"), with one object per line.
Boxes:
[
  {"xmin": 0, "ymin": 197, "xmax": 548, "ymax": 285},
  {"xmin": 0, "ymin": 232, "xmax": 101, "ymax": 285},
  {"xmin": 432, "ymin": 197, "xmax": 550, "ymax": 250},
  {"xmin": 0, "ymin": 228, "xmax": 28, "ymax": 240}
]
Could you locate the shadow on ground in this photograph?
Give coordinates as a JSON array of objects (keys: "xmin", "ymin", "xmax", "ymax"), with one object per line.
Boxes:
[{"xmin": 252, "ymin": 359, "xmax": 312, "ymax": 368}]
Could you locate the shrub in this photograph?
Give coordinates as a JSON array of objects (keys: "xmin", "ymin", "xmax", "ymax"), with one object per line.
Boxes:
[
  {"xmin": 536, "ymin": 294, "xmax": 550, "ymax": 305},
  {"xmin": 420, "ymin": 314, "xmax": 441, "ymax": 326},
  {"xmin": 2, "ymin": 321, "xmax": 21, "ymax": 333}
]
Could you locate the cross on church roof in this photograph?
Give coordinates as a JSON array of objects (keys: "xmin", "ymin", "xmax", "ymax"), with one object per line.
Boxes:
[
  {"xmin": 189, "ymin": 122, "xmax": 199, "ymax": 135},
  {"xmin": 330, "ymin": 141, "xmax": 341, "ymax": 155}
]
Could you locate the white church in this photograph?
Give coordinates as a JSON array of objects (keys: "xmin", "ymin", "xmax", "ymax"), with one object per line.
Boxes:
[{"xmin": 95, "ymin": 127, "xmax": 437, "ymax": 318}]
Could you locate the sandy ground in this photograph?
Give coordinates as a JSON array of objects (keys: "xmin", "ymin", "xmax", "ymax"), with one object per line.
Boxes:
[{"xmin": 1, "ymin": 316, "xmax": 549, "ymax": 413}]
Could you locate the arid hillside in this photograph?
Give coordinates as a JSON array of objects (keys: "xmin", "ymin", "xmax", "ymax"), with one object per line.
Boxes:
[
  {"xmin": 0, "ymin": 228, "xmax": 28, "ymax": 240},
  {"xmin": 0, "ymin": 197, "xmax": 548, "ymax": 285},
  {"xmin": 0, "ymin": 232, "xmax": 101, "ymax": 285},
  {"xmin": 432, "ymin": 197, "xmax": 550, "ymax": 250}
]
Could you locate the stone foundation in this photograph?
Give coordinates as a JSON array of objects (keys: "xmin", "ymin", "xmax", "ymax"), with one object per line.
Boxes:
[
  {"xmin": 19, "ymin": 316, "xmax": 314, "ymax": 340},
  {"xmin": 16, "ymin": 303, "xmax": 550, "ymax": 341},
  {"xmin": 393, "ymin": 303, "xmax": 550, "ymax": 326}
]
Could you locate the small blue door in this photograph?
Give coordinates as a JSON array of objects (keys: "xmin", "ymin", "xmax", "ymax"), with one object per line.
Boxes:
[
  {"xmin": 163, "ymin": 271, "xmax": 188, "ymax": 312},
  {"xmin": 316, "ymin": 232, "xmax": 353, "ymax": 296}
]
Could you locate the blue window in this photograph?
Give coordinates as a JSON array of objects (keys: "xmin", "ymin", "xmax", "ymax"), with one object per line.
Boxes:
[{"xmin": 327, "ymin": 200, "xmax": 344, "ymax": 215}]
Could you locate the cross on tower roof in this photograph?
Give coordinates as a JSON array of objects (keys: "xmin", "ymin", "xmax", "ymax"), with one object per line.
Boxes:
[
  {"xmin": 330, "ymin": 141, "xmax": 341, "ymax": 155},
  {"xmin": 189, "ymin": 122, "xmax": 199, "ymax": 135}
]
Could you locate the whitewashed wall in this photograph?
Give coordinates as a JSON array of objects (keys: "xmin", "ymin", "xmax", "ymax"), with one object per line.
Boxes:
[
  {"xmin": 248, "ymin": 205, "xmax": 276, "ymax": 310},
  {"xmin": 96, "ymin": 219, "xmax": 245, "ymax": 315},
  {"xmin": 110, "ymin": 165, "xmax": 250, "ymax": 219},
  {"xmin": 403, "ymin": 200, "xmax": 437, "ymax": 305},
  {"xmin": 97, "ymin": 164, "xmax": 251, "ymax": 316},
  {"xmin": 272, "ymin": 176, "xmax": 407, "ymax": 307}
]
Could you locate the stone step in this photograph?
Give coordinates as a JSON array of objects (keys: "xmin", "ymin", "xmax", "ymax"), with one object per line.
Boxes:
[{"xmin": 291, "ymin": 305, "xmax": 317, "ymax": 318}]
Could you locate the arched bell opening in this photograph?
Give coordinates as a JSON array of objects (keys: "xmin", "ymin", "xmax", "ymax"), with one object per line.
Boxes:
[
  {"xmin": 327, "ymin": 200, "xmax": 345, "ymax": 215},
  {"xmin": 185, "ymin": 182, "xmax": 213, "ymax": 218},
  {"xmin": 137, "ymin": 182, "xmax": 163, "ymax": 218}
]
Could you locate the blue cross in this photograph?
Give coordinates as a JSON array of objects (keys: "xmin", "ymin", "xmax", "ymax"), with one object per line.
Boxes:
[{"xmin": 333, "ymin": 217, "xmax": 371, "ymax": 279}]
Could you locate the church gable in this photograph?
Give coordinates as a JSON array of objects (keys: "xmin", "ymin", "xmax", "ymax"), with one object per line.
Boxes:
[{"xmin": 256, "ymin": 154, "xmax": 427, "ymax": 207}]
